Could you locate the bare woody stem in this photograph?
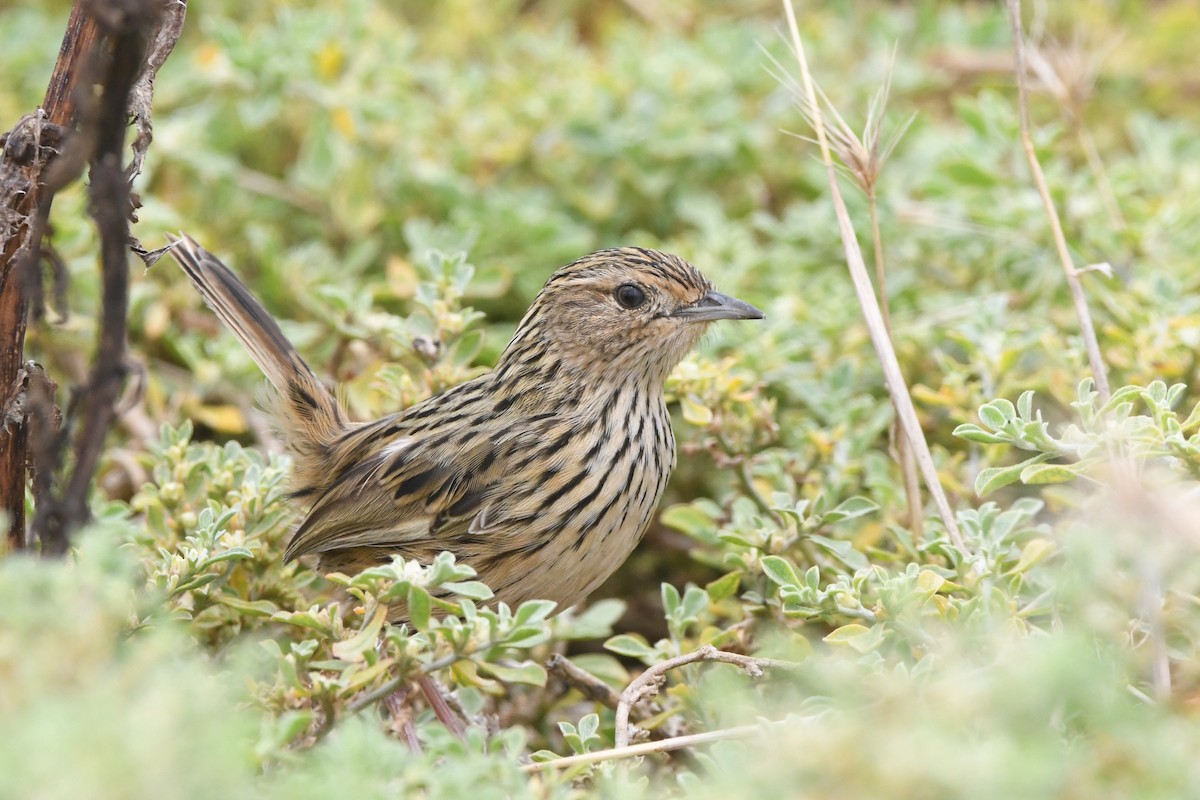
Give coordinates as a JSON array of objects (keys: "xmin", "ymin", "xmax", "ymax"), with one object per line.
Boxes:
[
  {"xmin": 613, "ymin": 644, "xmax": 799, "ymax": 749},
  {"xmin": 782, "ymin": 0, "xmax": 966, "ymax": 551},
  {"xmin": 1005, "ymin": 0, "xmax": 1110, "ymax": 402},
  {"xmin": 523, "ymin": 718, "xmax": 801, "ymax": 772},
  {"xmin": 0, "ymin": 2, "xmax": 103, "ymax": 549},
  {"xmin": 868, "ymin": 188, "xmax": 923, "ymax": 539},
  {"xmin": 30, "ymin": 3, "xmax": 166, "ymax": 554}
]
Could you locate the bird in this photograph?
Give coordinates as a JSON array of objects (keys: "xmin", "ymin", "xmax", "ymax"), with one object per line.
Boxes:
[{"xmin": 168, "ymin": 234, "xmax": 763, "ymax": 618}]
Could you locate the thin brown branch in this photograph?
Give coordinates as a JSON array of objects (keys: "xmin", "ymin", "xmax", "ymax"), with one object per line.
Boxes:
[
  {"xmin": 31, "ymin": 1, "xmax": 165, "ymax": 554},
  {"xmin": 0, "ymin": 2, "xmax": 103, "ymax": 549},
  {"xmin": 613, "ymin": 644, "xmax": 799, "ymax": 749},
  {"xmin": 1005, "ymin": 0, "xmax": 1110, "ymax": 402},
  {"xmin": 868, "ymin": 189, "xmax": 924, "ymax": 539},
  {"xmin": 415, "ymin": 673, "xmax": 466, "ymax": 739},
  {"xmin": 524, "ymin": 718, "xmax": 801, "ymax": 772},
  {"xmin": 781, "ymin": 0, "xmax": 966, "ymax": 551},
  {"xmin": 547, "ymin": 653, "xmax": 622, "ymax": 709}
]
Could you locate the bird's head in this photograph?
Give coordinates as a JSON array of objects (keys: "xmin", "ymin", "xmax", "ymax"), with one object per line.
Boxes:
[{"xmin": 499, "ymin": 248, "xmax": 763, "ymax": 387}]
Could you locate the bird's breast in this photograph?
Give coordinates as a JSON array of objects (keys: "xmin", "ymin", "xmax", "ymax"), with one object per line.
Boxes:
[{"xmin": 469, "ymin": 394, "xmax": 675, "ymax": 609}]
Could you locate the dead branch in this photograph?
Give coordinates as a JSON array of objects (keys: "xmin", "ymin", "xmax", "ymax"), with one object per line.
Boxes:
[
  {"xmin": 29, "ymin": 0, "xmax": 175, "ymax": 554},
  {"xmin": 547, "ymin": 653, "xmax": 623, "ymax": 709},
  {"xmin": 613, "ymin": 644, "xmax": 799, "ymax": 749},
  {"xmin": 526, "ymin": 717, "xmax": 803, "ymax": 772},
  {"xmin": 0, "ymin": 2, "xmax": 103, "ymax": 549}
]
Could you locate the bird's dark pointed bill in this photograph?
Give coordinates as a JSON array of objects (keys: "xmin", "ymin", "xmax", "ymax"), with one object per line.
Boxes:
[{"xmin": 671, "ymin": 290, "xmax": 764, "ymax": 322}]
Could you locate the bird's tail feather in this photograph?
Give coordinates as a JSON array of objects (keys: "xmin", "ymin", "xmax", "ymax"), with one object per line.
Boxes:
[{"xmin": 168, "ymin": 233, "xmax": 346, "ymax": 488}]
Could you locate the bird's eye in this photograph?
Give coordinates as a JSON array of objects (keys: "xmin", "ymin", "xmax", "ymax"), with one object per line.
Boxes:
[{"xmin": 614, "ymin": 283, "xmax": 647, "ymax": 310}]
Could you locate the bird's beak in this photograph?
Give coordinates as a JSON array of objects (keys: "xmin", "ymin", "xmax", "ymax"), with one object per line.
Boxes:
[{"xmin": 671, "ymin": 290, "xmax": 764, "ymax": 322}]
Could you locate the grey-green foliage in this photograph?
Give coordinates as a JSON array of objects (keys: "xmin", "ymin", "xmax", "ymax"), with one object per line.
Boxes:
[{"xmin": 5, "ymin": 0, "xmax": 1200, "ymax": 797}]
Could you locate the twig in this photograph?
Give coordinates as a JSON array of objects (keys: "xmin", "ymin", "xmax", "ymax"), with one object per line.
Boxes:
[
  {"xmin": 781, "ymin": 0, "xmax": 966, "ymax": 551},
  {"xmin": 125, "ymin": 0, "xmax": 187, "ymax": 186},
  {"xmin": 346, "ymin": 641, "xmax": 499, "ymax": 714},
  {"xmin": 416, "ymin": 673, "xmax": 466, "ymax": 739},
  {"xmin": 547, "ymin": 653, "xmax": 622, "ymax": 709},
  {"xmin": 523, "ymin": 718, "xmax": 801, "ymax": 772},
  {"xmin": 1005, "ymin": 0, "xmax": 1110, "ymax": 402},
  {"xmin": 32, "ymin": 3, "xmax": 160, "ymax": 554},
  {"xmin": 384, "ymin": 688, "xmax": 423, "ymax": 753},
  {"xmin": 0, "ymin": 1, "xmax": 103, "ymax": 548},
  {"xmin": 613, "ymin": 644, "xmax": 799, "ymax": 749}
]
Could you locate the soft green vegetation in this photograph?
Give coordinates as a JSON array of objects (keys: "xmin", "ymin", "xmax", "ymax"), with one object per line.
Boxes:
[{"xmin": 4, "ymin": 0, "xmax": 1200, "ymax": 797}]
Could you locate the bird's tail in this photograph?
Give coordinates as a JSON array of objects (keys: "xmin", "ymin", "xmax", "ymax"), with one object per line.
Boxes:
[{"xmin": 168, "ymin": 233, "xmax": 346, "ymax": 491}]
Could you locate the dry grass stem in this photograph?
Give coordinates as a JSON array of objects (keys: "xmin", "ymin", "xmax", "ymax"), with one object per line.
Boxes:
[
  {"xmin": 613, "ymin": 644, "xmax": 800, "ymax": 748},
  {"xmin": 522, "ymin": 719, "xmax": 798, "ymax": 772},
  {"xmin": 1005, "ymin": 0, "xmax": 1111, "ymax": 402},
  {"xmin": 794, "ymin": 59, "xmax": 924, "ymax": 538},
  {"xmin": 781, "ymin": 0, "xmax": 965, "ymax": 550},
  {"xmin": 1024, "ymin": 37, "xmax": 1126, "ymax": 230}
]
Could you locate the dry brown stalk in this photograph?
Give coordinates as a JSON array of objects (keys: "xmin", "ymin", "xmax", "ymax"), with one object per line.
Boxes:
[
  {"xmin": 1005, "ymin": 0, "xmax": 1111, "ymax": 402},
  {"xmin": 780, "ymin": 0, "xmax": 966, "ymax": 551},
  {"xmin": 522, "ymin": 718, "xmax": 798, "ymax": 772},
  {"xmin": 613, "ymin": 644, "xmax": 800, "ymax": 749}
]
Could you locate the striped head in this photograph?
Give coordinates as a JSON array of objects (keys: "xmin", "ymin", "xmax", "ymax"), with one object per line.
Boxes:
[{"xmin": 499, "ymin": 248, "xmax": 763, "ymax": 387}]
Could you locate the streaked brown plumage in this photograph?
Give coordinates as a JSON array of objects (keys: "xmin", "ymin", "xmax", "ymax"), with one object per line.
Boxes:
[{"xmin": 169, "ymin": 235, "xmax": 762, "ymax": 616}]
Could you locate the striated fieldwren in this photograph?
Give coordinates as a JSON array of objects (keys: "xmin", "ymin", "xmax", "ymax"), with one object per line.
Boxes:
[{"xmin": 170, "ymin": 236, "xmax": 762, "ymax": 616}]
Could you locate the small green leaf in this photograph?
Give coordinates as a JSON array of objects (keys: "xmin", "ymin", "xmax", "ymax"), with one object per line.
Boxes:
[
  {"xmin": 1019, "ymin": 462, "xmax": 1079, "ymax": 485},
  {"xmin": 978, "ymin": 399, "xmax": 1016, "ymax": 430},
  {"xmin": 1167, "ymin": 383, "xmax": 1187, "ymax": 408},
  {"xmin": 661, "ymin": 582, "xmax": 681, "ymax": 616},
  {"xmin": 680, "ymin": 394, "xmax": 713, "ymax": 426},
  {"xmin": 1010, "ymin": 538, "xmax": 1055, "ymax": 574},
  {"xmin": 953, "ymin": 423, "xmax": 1010, "ymax": 444},
  {"xmin": 514, "ymin": 599, "xmax": 557, "ymax": 626},
  {"xmin": 809, "ymin": 535, "xmax": 870, "ymax": 571},
  {"xmin": 332, "ymin": 604, "xmax": 387, "ymax": 663},
  {"xmin": 760, "ymin": 556, "xmax": 803, "ymax": 589},
  {"xmin": 705, "ymin": 571, "xmax": 742, "ymax": 602},
  {"xmin": 578, "ymin": 713, "xmax": 599, "ymax": 741},
  {"xmin": 975, "ymin": 464, "xmax": 1027, "ymax": 496},
  {"xmin": 476, "ymin": 659, "xmax": 547, "ymax": 686},
  {"xmin": 443, "ymin": 580, "xmax": 494, "ymax": 601},
  {"xmin": 805, "ymin": 565, "xmax": 820, "ymax": 589},
  {"xmin": 604, "ymin": 633, "xmax": 657, "ymax": 659},
  {"xmin": 408, "ymin": 586, "xmax": 431, "ymax": 630},
  {"xmin": 823, "ymin": 496, "xmax": 879, "ymax": 523},
  {"xmin": 1180, "ymin": 401, "xmax": 1200, "ymax": 432},
  {"xmin": 823, "ymin": 624, "xmax": 884, "ymax": 653},
  {"xmin": 974, "ymin": 453, "xmax": 1052, "ymax": 496},
  {"xmin": 199, "ymin": 548, "xmax": 253, "ymax": 568},
  {"xmin": 1017, "ymin": 390, "xmax": 1035, "ymax": 421},
  {"xmin": 661, "ymin": 504, "xmax": 716, "ymax": 537},
  {"xmin": 942, "ymin": 159, "xmax": 998, "ymax": 187},
  {"xmin": 499, "ymin": 626, "xmax": 550, "ymax": 649},
  {"xmin": 916, "ymin": 569, "xmax": 945, "ymax": 594},
  {"xmin": 1098, "ymin": 384, "xmax": 1144, "ymax": 415},
  {"xmin": 681, "ymin": 586, "xmax": 708, "ymax": 619},
  {"xmin": 215, "ymin": 596, "xmax": 279, "ymax": 617}
]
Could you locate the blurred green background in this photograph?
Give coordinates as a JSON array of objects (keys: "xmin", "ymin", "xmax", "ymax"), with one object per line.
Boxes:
[{"xmin": 4, "ymin": 0, "xmax": 1200, "ymax": 797}]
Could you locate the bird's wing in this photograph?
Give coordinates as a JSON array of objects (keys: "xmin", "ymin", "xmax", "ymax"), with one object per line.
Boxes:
[{"xmin": 280, "ymin": 407, "xmax": 547, "ymax": 563}]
